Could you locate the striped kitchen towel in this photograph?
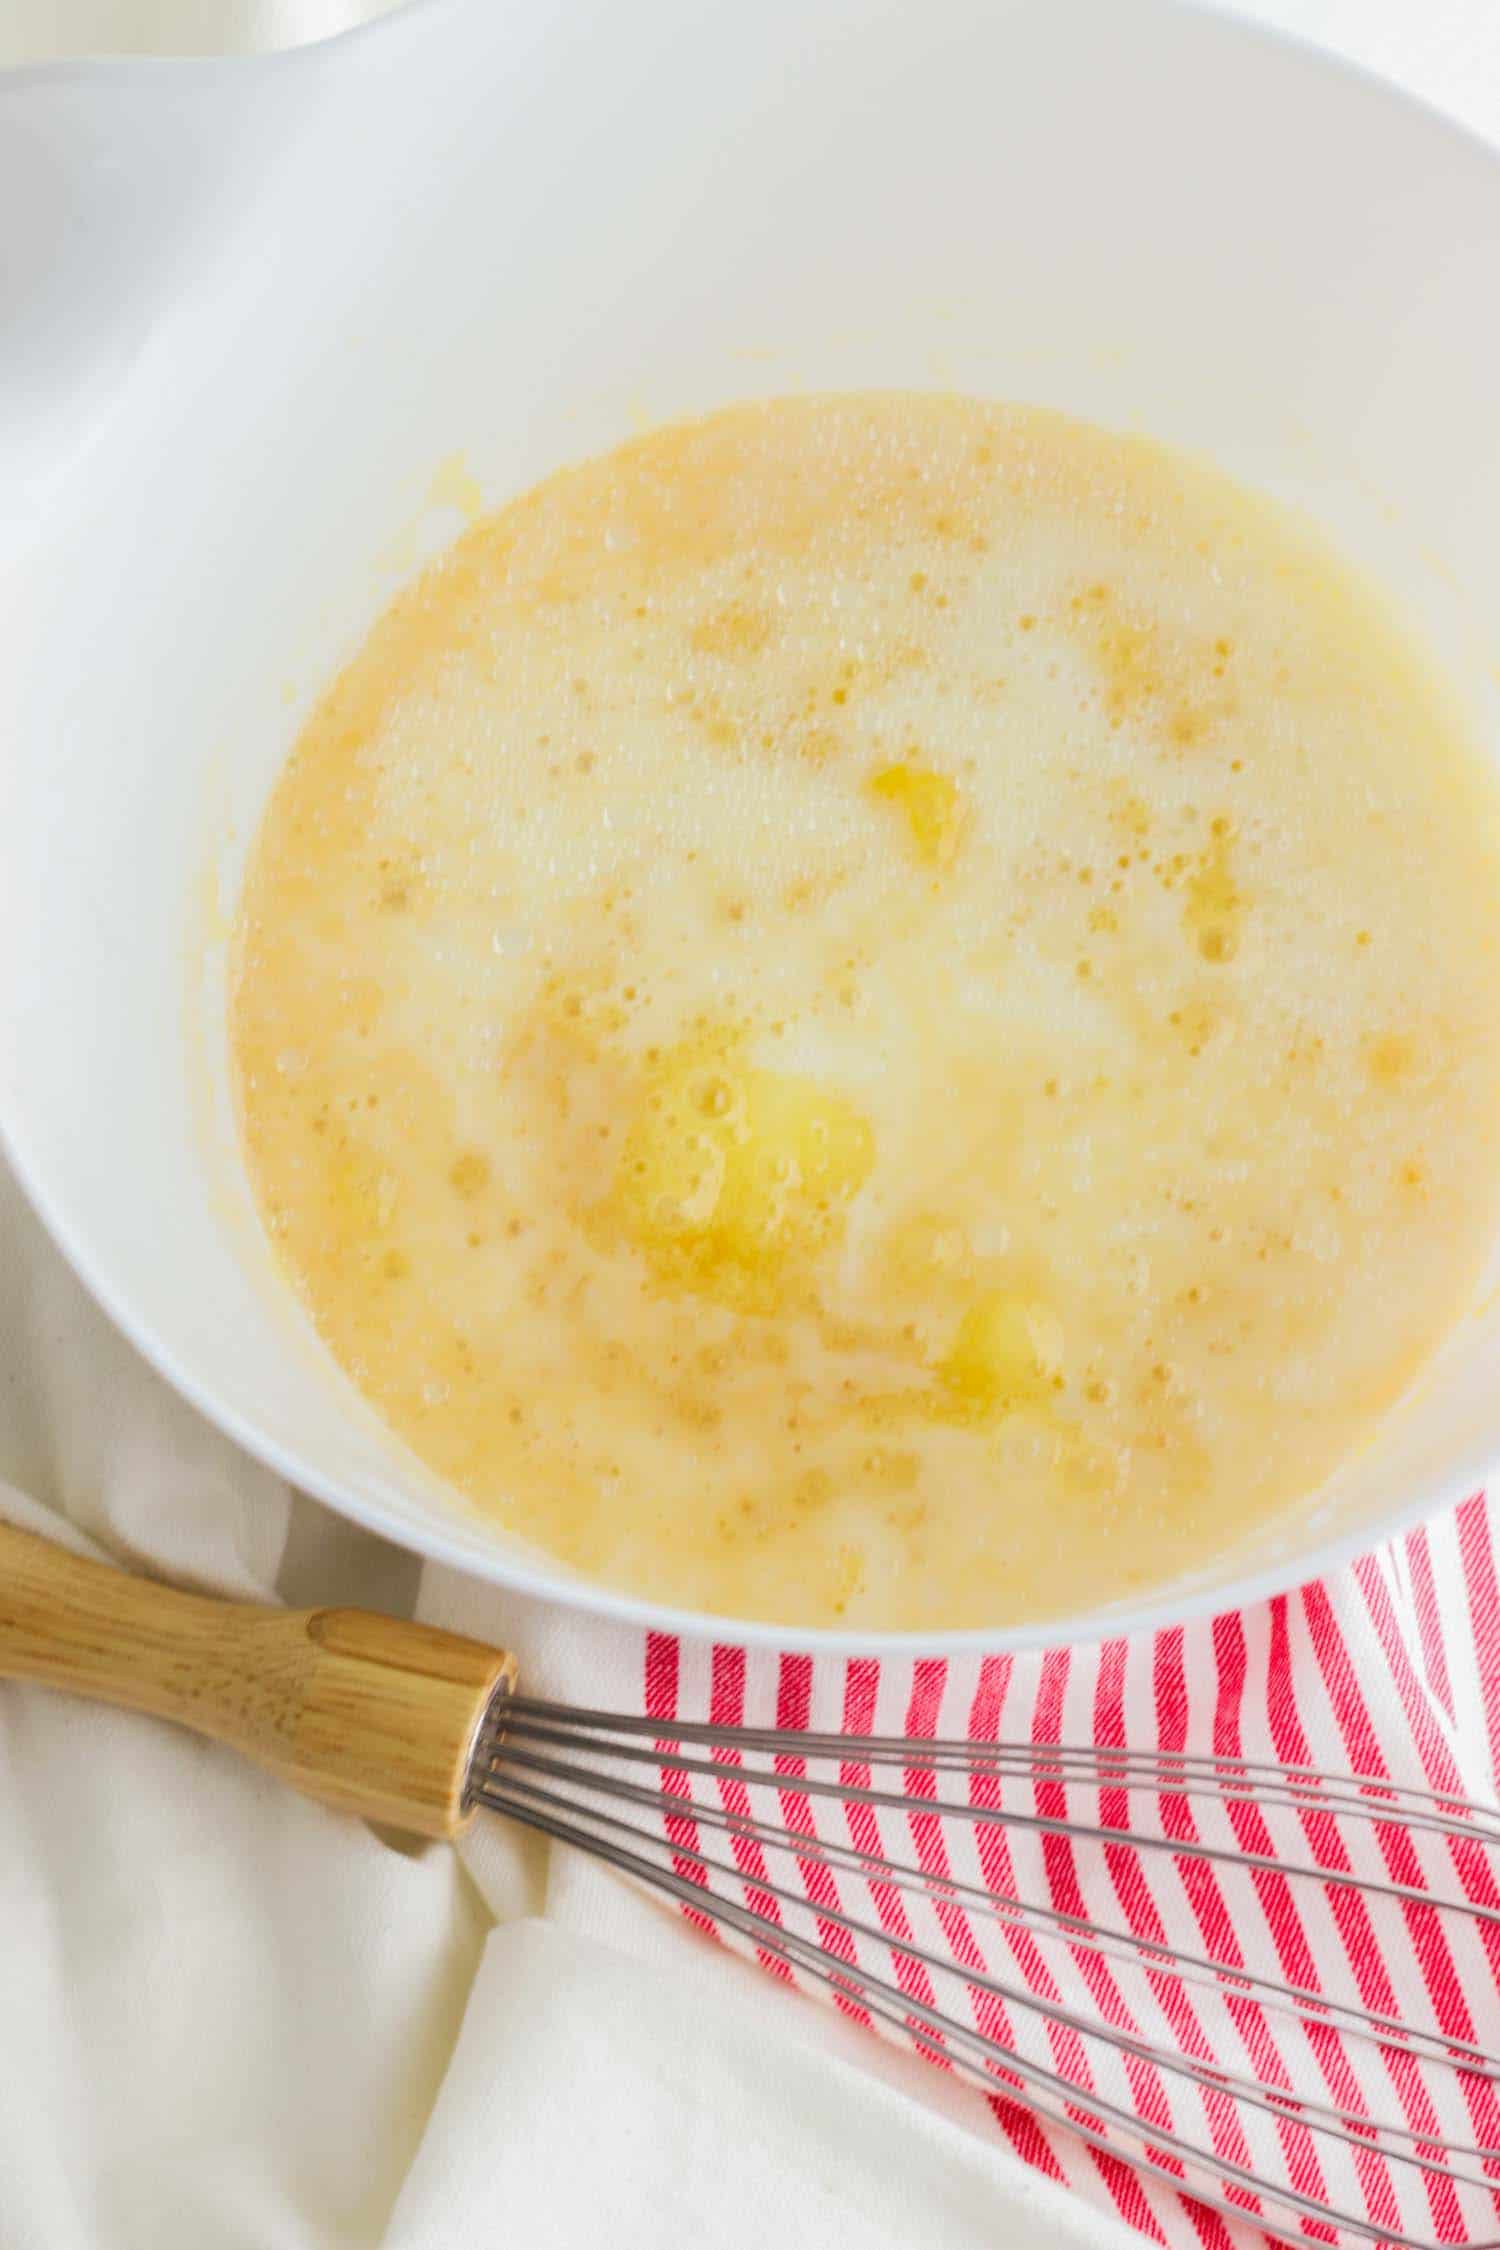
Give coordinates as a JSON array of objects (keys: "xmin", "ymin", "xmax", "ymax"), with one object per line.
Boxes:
[{"xmin": 625, "ymin": 1489, "xmax": 1500, "ymax": 2249}]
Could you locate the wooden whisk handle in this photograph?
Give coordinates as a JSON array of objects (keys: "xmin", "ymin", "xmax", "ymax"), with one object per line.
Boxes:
[{"xmin": 0, "ymin": 1520, "xmax": 514, "ymax": 1839}]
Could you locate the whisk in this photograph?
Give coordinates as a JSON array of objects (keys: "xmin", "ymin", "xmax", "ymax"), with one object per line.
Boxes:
[{"xmin": 3, "ymin": 1519, "xmax": 1498, "ymax": 2250}]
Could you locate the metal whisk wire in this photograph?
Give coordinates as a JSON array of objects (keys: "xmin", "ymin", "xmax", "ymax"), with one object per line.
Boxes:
[{"xmin": 472, "ymin": 1696, "xmax": 1500, "ymax": 2250}]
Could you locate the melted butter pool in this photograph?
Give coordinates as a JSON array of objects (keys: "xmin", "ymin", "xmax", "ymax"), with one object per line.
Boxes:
[{"xmin": 232, "ymin": 396, "xmax": 1500, "ymax": 1630}]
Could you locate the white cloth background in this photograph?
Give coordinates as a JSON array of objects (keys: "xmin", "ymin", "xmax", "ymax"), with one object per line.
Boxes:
[{"xmin": 3, "ymin": 6, "xmax": 1499, "ymax": 2248}]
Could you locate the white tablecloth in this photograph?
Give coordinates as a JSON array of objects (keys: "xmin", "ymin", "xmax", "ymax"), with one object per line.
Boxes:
[{"xmin": 2, "ymin": 7, "xmax": 1498, "ymax": 2247}]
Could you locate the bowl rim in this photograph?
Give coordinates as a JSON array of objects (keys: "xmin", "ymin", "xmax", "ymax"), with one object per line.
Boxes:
[
  {"xmin": 3, "ymin": 0, "xmax": 1498, "ymax": 1651},
  {"xmin": 5, "ymin": 0, "xmax": 1500, "ymax": 193}
]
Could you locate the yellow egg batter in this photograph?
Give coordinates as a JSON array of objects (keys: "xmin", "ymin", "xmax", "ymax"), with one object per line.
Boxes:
[{"xmin": 232, "ymin": 396, "xmax": 1500, "ymax": 1631}]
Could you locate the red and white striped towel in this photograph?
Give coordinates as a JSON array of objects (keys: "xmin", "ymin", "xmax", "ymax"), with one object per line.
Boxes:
[{"xmin": 612, "ymin": 1489, "xmax": 1500, "ymax": 2250}]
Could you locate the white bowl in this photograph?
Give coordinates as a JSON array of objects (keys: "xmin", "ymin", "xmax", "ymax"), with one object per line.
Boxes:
[{"xmin": 3, "ymin": 0, "xmax": 1499, "ymax": 1652}]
